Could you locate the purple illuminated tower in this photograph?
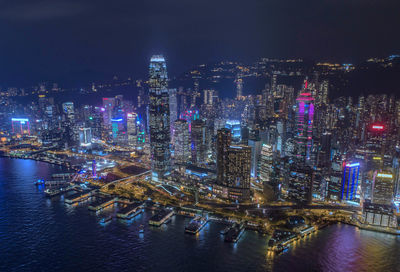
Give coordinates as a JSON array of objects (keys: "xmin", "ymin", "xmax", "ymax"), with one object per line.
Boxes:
[
  {"xmin": 92, "ymin": 160, "xmax": 97, "ymax": 178},
  {"xmin": 295, "ymin": 81, "xmax": 314, "ymax": 164}
]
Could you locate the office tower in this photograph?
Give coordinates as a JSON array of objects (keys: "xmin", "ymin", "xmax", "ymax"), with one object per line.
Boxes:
[
  {"xmin": 203, "ymin": 89, "xmax": 216, "ymax": 105},
  {"xmin": 79, "ymin": 127, "xmax": 92, "ymax": 147},
  {"xmin": 173, "ymin": 119, "xmax": 191, "ymax": 164},
  {"xmin": 92, "ymin": 160, "xmax": 97, "ymax": 178},
  {"xmin": 127, "ymin": 112, "xmax": 138, "ymax": 146},
  {"xmin": 111, "ymin": 117, "xmax": 124, "ymax": 141},
  {"xmin": 294, "ymin": 83, "xmax": 315, "ymax": 164},
  {"xmin": 148, "ymin": 55, "xmax": 171, "ymax": 182},
  {"xmin": 235, "ymin": 76, "xmax": 243, "ymax": 98},
  {"xmin": 179, "ymin": 109, "xmax": 200, "ymax": 132},
  {"xmin": 216, "ymin": 128, "xmax": 251, "ymax": 200},
  {"xmin": 320, "ymin": 80, "xmax": 329, "ymax": 105},
  {"xmin": 169, "ymin": 88, "xmax": 178, "ymax": 130},
  {"xmin": 260, "ymin": 144, "xmax": 279, "ymax": 201},
  {"xmin": 11, "ymin": 118, "xmax": 30, "ymax": 135},
  {"xmin": 191, "ymin": 119, "xmax": 208, "ymax": 165},
  {"xmin": 102, "ymin": 97, "xmax": 116, "ymax": 128},
  {"xmin": 225, "ymin": 145, "xmax": 252, "ymax": 200},
  {"xmin": 217, "ymin": 128, "xmax": 232, "ymax": 185},
  {"xmin": 327, "ymin": 155, "xmax": 342, "ymax": 202},
  {"xmin": 62, "ymin": 102, "xmax": 75, "ymax": 125},
  {"xmin": 288, "ymin": 164, "xmax": 313, "ymax": 204},
  {"xmin": 225, "ymin": 120, "xmax": 241, "ymax": 143},
  {"xmin": 341, "ymin": 162, "xmax": 360, "ymax": 201},
  {"xmin": 372, "ymin": 171, "xmax": 394, "ymax": 205},
  {"xmin": 248, "ymin": 138, "xmax": 262, "ymax": 178}
]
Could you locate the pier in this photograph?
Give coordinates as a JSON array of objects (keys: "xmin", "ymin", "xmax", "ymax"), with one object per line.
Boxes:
[{"xmin": 88, "ymin": 196, "xmax": 117, "ymax": 211}]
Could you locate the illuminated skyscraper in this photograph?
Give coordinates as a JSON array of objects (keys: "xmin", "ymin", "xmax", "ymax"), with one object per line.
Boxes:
[
  {"xmin": 372, "ymin": 171, "xmax": 394, "ymax": 205},
  {"xmin": 62, "ymin": 102, "xmax": 75, "ymax": 123},
  {"xmin": 173, "ymin": 119, "xmax": 191, "ymax": 164},
  {"xmin": 169, "ymin": 88, "xmax": 178, "ymax": 132},
  {"xmin": 11, "ymin": 118, "xmax": 30, "ymax": 135},
  {"xmin": 191, "ymin": 119, "xmax": 208, "ymax": 165},
  {"xmin": 225, "ymin": 120, "xmax": 241, "ymax": 143},
  {"xmin": 260, "ymin": 144, "xmax": 279, "ymax": 201},
  {"xmin": 127, "ymin": 112, "xmax": 138, "ymax": 146},
  {"xmin": 148, "ymin": 55, "xmax": 171, "ymax": 181},
  {"xmin": 79, "ymin": 127, "xmax": 92, "ymax": 147},
  {"xmin": 341, "ymin": 162, "xmax": 360, "ymax": 201},
  {"xmin": 294, "ymin": 82, "xmax": 315, "ymax": 163}
]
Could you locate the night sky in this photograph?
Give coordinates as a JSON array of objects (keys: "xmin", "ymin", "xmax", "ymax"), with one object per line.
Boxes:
[{"xmin": 0, "ymin": 0, "xmax": 399, "ymax": 86}]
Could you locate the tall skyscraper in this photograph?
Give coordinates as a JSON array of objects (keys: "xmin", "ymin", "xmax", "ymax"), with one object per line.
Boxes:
[
  {"xmin": 216, "ymin": 128, "xmax": 251, "ymax": 200},
  {"xmin": 191, "ymin": 119, "xmax": 208, "ymax": 165},
  {"xmin": 294, "ymin": 82, "xmax": 315, "ymax": 164},
  {"xmin": 169, "ymin": 88, "xmax": 178, "ymax": 134},
  {"xmin": 341, "ymin": 162, "xmax": 360, "ymax": 201},
  {"xmin": 173, "ymin": 119, "xmax": 191, "ymax": 164},
  {"xmin": 217, "ymin": 128, "xmax": 232, "ymax": 185},
  {"xmin": 127, "ymin": 112, "xmax": 138, "ymax": 146},
  {"xmin": 372, "ymin": 171, "xmax": 394, "ymax": 205},
  {"xmin": 148, "ymin": 55, "xmax": 171, "ymax": 182}
]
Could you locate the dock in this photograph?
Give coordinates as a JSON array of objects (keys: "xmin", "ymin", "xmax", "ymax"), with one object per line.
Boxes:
[
  {"xmin": 116, "ymin": 202, "xmax": 144, "ymax": 219},
  {"xmin": 64, "ymin": 191, "xmax": 91, "ymax": 204},
  {"xmin": 88, "ymin": 196, "xmax": 117, "ymax": 211},
  {"xmin": 149, "ymin": 208, "xmax": 174, "ymax": 227}
]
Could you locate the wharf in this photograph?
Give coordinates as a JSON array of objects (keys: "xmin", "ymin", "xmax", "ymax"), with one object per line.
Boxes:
[
  {"xmin": 116, "ymin": 202, "xmax": 144, "ymax": 219},
  {"xmin": 65, "ymin": 191, "xmax": 91, "ymax": 204},
  {"xmin": 88, "ymin": 196, "xmax": 117, "ymax": 211}
]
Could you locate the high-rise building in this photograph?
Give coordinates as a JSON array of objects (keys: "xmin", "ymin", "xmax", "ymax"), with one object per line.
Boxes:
[
  {"xmin": 372, "ymin": 171, "xmax": 394, "ymax": 205},
  {"xmin": 288, "ymin": 164, "xmax": 313, "ymax": 204},
  {"xmin": 248, "ymin": 138, "xmax": 262, "ymax": 178},
  {"xmin": 169, "ymin": 88, "xmax": 178, "ymax": 133},
  {"xmin": 294, "ymin": 83, "xmax": 315, "ymax": 164},
  {"xmin": 127, "ymin": 112, "xmax": 138, "ymax": 146},
  {"xmin": 11, "ymin": 118, "xmax": 30, "ymax": 135},
  {"xmin": 260, "ymin": 144, "xmax": 279, "ymax": 201},
  {"xmin": 217, "ymin": 128, "xmax": 232, "ymax": 185},
  {"xmin": 225, "ymin": 120, "xmax": 241, "ymax": 143},
  {"xmin": 191, "ymin": 119, "xmax": 208, "ymax": 165},
  {"xmin": 79, "ymin": 127, "xmax": 92, "ymax": 147},
  {"xmin": 62, "ymin": 102, "xmax": 75, "ymax": 123},
  {"xmin": 173, "ymin": 119, "xmax": 191, "ymax": 164},
  {"xmin": 341, "ymin": 162, "xmax": 360, "ymax": 201},
  {"xmin": 148, "ymin": 55, "xmax": 171, "ymax": 182},
  {"xmin": 215, "ymin": 128, "xmax": 251, "ymax": 200}
]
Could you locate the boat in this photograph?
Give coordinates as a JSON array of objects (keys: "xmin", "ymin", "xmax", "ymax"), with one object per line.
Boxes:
[
  {"xmin": 148, "ymin": 208, "xmax": 174, "ymax": 227},
  {"xmin": 100, "ymin": 216, "xmax": 113, "ymax": 224},
  {"xmin": 224, "ymin": 222, "xmax": 245, "ymax": 243},
  {"xmin": 44, "ymin": 188, "xmax": 61, "ymax": 197},
  {"xmin": 139, "ymin": 225, "xmax": 144, "ymax": 233},
  {"xmin": 185, "ymin": 215, "xmax": 208, "ymax": 234}
]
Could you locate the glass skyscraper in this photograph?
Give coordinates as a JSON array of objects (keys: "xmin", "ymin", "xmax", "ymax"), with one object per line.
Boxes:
[{"xmin": 148, "ymin": 55, "xmax": 171, "ymax": 182}]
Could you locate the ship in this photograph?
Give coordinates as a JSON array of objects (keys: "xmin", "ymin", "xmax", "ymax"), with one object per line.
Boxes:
[
  {"xmin": 148, "ymin": 208, "xmax": 174, "ymax": 227},
  {"xmin": 185, "ymin": 215, "xmax": 208, "ymax": 234},
  {"xmin": 224, "ymin": 222, "xmax": 245, "ymax": 243}
]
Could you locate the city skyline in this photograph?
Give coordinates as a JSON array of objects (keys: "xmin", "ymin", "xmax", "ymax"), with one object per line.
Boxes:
[{"xmin": 1, "ymin": 2, "xmax": 400, "ymax": 271}]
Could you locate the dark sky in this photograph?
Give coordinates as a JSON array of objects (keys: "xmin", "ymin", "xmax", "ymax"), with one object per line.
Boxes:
[{"xmin": 0, "ymin": 0, "xmax": 399, "ymax": 86}]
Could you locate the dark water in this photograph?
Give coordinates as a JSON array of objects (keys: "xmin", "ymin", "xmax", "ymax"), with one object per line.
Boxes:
[{"xmin": 0, "ymin": 158, "xmax": 399, "ymax": 272}]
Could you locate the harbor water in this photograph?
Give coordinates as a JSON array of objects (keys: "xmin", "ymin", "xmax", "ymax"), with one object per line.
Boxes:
[{"xmin": 0, "ymin": 158, "xmax": 399, "ymax": 272}]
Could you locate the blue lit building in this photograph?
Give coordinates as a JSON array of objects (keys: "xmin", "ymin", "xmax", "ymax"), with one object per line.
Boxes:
[
  {"xmin": 225, "ymin": 120, "xmax": 241, "ymax": 143},
  {"xmin": 341, "ymin": 162, "xmax": 360, "ymax": 201}
]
